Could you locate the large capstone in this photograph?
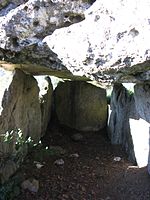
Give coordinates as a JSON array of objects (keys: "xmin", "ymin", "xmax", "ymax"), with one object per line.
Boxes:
[
  {"xmin": 0, "ymin": 0, "xmax": 91, "ymax": 78},
  {"xmin": 54, "ymin": 81, "xmax": 107, "ymax": 131},
  {"xmin": 0, "ymin": 0, "xmax": 149, "ymax": 84},
  {"xmin": 46, "ymin": 0, "xmax": 150, "ymax": 84}
]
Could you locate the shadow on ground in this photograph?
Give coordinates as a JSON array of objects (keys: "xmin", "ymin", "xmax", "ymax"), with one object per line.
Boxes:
[{"xmin": 17, "ymin": 126, "xmax": 150, "ymax": 200}]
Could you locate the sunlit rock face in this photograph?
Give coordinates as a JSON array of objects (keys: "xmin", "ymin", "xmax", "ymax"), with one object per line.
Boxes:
[
  {"xmin": 0, "ymin": 0, "xmax": 150, "ymax": 83},
  {"xmin": 129, "ymin": 118, "xmax": 149, "ymax": 168},
  {"xmin": 46, "ymin": 0, "xmax": 150, "ymax": 84}
]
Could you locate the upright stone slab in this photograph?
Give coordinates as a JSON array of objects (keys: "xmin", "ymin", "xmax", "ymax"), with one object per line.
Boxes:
[
  {"xmin": 54, "ymin": 81, "xmax": 107, "ymax": 131},
  {"xmin": 108, "ymin": 83, "xmax": 136, "ymax": 162},
  {"xmin": 0, "ymin": 68, "xmax": 41, "ymax": 183},
  {"xmin": 133, "ymin": 84, "xmax": 150, "ymax": 171},
  {"xmin": 134, "ymin": 84, "xmax": 150, "ymax": 124},
  {"xmin": 109, "ymin": 83, "xmax": 150, "ymax": 168},
  {"xmin": 35, "ymin": 76, "xmax": 53, "ymax": 136}
]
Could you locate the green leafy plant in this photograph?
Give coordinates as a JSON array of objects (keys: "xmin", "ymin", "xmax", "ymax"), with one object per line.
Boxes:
[{"xmin": 3, "ymin": 129, "xmax": 35, "ymax": 151}]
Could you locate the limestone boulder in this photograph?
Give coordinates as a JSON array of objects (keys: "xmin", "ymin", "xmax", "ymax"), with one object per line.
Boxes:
[
  {"xmin": 0, "ymin": 0, "xmax": 91, "ymax": 77},
  {"xmin": 35, "ymin": 76, "xmax": 53, "ymax": 135},
  {"xmin": 0, "ymin": 0, "xmax": 89, "ymax": 51},
  {"xmin": 0, "ymin": 68, "xmax": 41, "ymax": 183},
  {"xmin": 54, "ymin": 81, "xmax": 107, "ymax": 131},
  {"xmin": 0, "ymin": 0, "xmax": 149, "ymax": 83},
  {"xmin": 46, "ymin": 0, "xmax": 150, "ymax": 84}
]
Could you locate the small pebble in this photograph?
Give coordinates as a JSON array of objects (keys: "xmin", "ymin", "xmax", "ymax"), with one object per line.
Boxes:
[
  {"xmin": 21, "ymin": 178, "xmax": 39, "ymax": 193},
  {"xmin": 105, "ymin": 196, "xmax": 111, "ymax": 200},
  {"xmin": 113, "ymin": 157, "xmax": 121, "ymax": 162},
  {"xmin": 54, "ymin": 159, "xmax": 64, "ymax": 166},
  {"xmin": 34, "ymin": 161, "xmax": 44, "ymax": 169},
  {"xmin": 71, "ymin": 133, "xmax": 83, "ymax": 142},
  {"xmin": 69, "ymin": 153, "xmax": 79, "ymax": 158}
]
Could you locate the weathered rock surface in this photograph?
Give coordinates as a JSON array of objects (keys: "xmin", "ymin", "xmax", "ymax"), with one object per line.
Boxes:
[
  {"xmin": 0, "ymin": 68, "xmax": 41, "ymax": 142},
  {"xmin": 0, "ymin": 68, "xmax": 41, "ymax": 183},
  {"xmin": 0, "ymin": 1, "xmax": 27, "ymax": 11},
  {"xmin": 0, "ymin": 0, "xmax": 91, "ymax": 78},
  {"xmin": 0, "ymin": 0, "xmax": 89, "ymax": 50},
  {"xmin": 54, "ymin": 81, "xmax": 107, "ymax": 131},
  {"xmin": 46, "ymin": 0, "xmax": 150, "ymax": 84},
  {"xmin": 35, "ymin": 76, "xmax": 53, "ymax": 135},
  {"xmin": 134, "ymin": 84, "xmax": 150, "ymax": 123},
  {"xmin": 109, "ymin": 83, "xmax": 150, "ymax": 167},
  {"xmin": 0, "ymin": 0, "xmax": 149, "ymax": 83},
  {"xmin": 0, "ymin": 0, "xmax": 149, "ymax": 182},
  {"xmin": 108, "ymin": 84, "xmax": 136, "ymax": 162}
]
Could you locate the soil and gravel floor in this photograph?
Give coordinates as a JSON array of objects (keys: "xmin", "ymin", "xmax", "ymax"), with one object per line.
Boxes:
[{"xmin": 18, "ymin": 126, "xmax": 150, "ymax": 200}]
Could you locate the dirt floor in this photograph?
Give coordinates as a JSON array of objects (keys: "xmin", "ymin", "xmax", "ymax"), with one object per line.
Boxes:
[{"xmin": 17, "ymin": 126, "xmax": 150, "ymax": 200}]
